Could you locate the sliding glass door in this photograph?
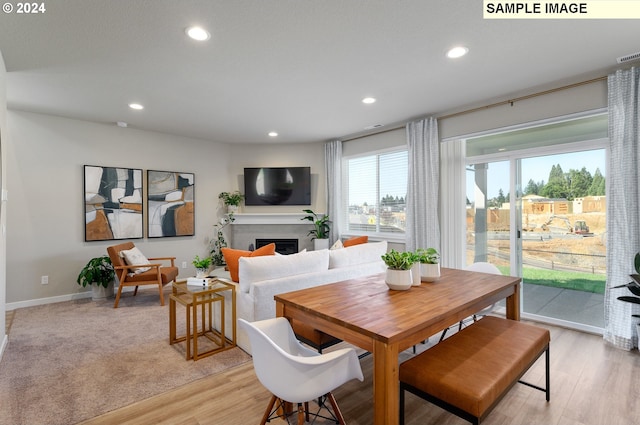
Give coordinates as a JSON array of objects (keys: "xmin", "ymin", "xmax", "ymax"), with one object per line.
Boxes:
[{"xmin": 465, "ymin": 113, "xmax": 608, "ymax": 332}]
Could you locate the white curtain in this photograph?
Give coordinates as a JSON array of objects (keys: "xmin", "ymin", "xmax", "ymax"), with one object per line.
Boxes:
[
  {"xmin": 405, "ymin": 117, "xmax": 440, "ymax": 252},
  {"xmin": 605, "ymin": 67, "xmax": 640, "ymax": 350},
  {"xmin": 439, "ymin": 139, "xmax": 466, "ymax": 269},
  {"xmin": 324, "ymin": 140, "xmax": 342, "ymax": 244}
]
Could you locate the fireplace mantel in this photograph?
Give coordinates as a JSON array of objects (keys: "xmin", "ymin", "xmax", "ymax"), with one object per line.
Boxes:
[{"xmin": 231, "ymin": 213, "xmax": 313, "ymax": 225}]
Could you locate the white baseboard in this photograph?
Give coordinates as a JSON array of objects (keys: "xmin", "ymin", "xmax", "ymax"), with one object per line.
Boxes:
[
  {"xmin": 5, "ymin": 286, "xmax": 137, "ymax": 311},
  {"xmin": 0, "ymin": 334, "xmax": 8, "ymax": 363}
]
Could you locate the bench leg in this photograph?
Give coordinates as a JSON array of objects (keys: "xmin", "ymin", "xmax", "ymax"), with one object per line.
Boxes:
[{"xmin": 517, "ymin": 345, "xmax": 550, "ymax": 402}]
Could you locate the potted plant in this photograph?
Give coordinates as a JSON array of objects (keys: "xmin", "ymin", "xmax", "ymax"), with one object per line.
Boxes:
[
  {"xmin": 301, "ymin": 209, "xmax": 330, "ymax": 250},
  {"xmin": 381, "ymin": 249, "xmax": 415, "ymax": 290},
  {"xmin": 613, "ymin": 252, "xmax": 640, "ymax": 345},
  {"xmin": 210, "ymin": 213, "xmax": 235, "ymax": 266},
  {"xmin": 218, "ymin": 190, "xmax": 244, "ymax": 213},
  {"xmin": 77, "ymin": 255, "xmax": 115, "ymax": 300},
  {"xmin": 415, "ymin": 247, "xmax": 441, "ymax": 282},
  {"xmin": 192, "ymin": 255, "xmax": 212, "ymax": 278}
]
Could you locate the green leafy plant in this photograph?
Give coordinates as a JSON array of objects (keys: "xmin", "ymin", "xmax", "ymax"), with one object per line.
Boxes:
[
  {"xmin": 381, "ymin": 249, "xmax": 415, "ymax": 270},
  {"xmin": 218, "ymin": 191, "xmax": 244, "ymax": 207},
  {"xmin": 77, "ymin": 256, "xmax": 115, "ymax": 288},
  {"xmin": 210, "ymin": 213, "xmax": 235, "ymax": 266},
  {"xmin": 613, "ymin": 252, "xmax": 640, "ymax": 318},
  {"xmin": 301, "ymin": 209, "xmax": 330, "ymax": 240},
  {"xmin": 415, "ymin": 247, "xmax": 440, "ymax": 264},
  {"xmin": 192, "ymin": 255, "xmax": 212, "ymax": 269}
]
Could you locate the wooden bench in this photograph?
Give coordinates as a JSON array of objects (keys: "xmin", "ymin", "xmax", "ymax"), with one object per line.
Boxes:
[{"xmin": 399, "ymin": 316, "xmax": 550, "ymax": 425}]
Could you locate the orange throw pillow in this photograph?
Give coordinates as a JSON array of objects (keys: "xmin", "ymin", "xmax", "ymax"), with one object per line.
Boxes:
[
  {"xmin": 343, "ymin": 235, "xmax": 368, "ymax": 247},
  {"xmin": 221, "ymin": 243, "xmax": 276, "ymax": 282}
]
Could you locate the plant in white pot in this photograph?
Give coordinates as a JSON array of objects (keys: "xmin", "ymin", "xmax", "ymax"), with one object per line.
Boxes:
[
  {"xmin": 77, "ymin": 255, "xmax": 115, "ymax": 300},
  {"xmin": 192, "ymin": 255, "xmax": 212, "ymax": 278},
  {"xmin": 218, "ymin": 190, "xmax": 244, "ymax": 213},
  {"xmin": 415, "ymin": 247, "xmax": 441, "ymax": 282},
  {"xmin": 301, "ymin": 209, "xmax": 330, "ymax": 250},
  {"xmin": 381, "ymin": 249, "xmax": 415, "ymax": 290}
]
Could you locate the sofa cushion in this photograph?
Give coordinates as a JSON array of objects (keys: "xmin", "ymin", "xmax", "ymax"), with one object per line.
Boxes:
[
  {"xmin": 222, "ymin": 243, "xmax": 276, "ymax": 282},
  {"xmin": 329, "ymin": 240, "xmax": 387, "ymax": 269},
  {"xmin": 343, "ymin": 235, "xmax": 369, "ymax": 247},
  {"xmin": 238, "ymin": 249, "xmax": 330, "ymax": 293}
]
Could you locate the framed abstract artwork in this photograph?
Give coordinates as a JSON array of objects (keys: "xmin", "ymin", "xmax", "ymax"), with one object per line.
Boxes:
[
  {"xmin": 147, "ymin": 170, "xmax": 194, "ymax": 237},
  {"xmin": 84, "ymin": 165, "xmax": 143, "ymax": 241}
]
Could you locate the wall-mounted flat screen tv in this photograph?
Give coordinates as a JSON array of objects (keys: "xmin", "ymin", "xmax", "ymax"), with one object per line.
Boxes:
[{"xmin": 244, "ymin": 167, "xmax": 311, "ymax": 205}]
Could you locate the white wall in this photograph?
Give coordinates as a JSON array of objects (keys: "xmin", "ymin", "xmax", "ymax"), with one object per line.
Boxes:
[
  {"xmin": 0, "ymin": 52, "xmax": 8, "ymax": 355},
  {"xmin": 4, "ymin": 111, "xmax": 236, "ymax": 306}
]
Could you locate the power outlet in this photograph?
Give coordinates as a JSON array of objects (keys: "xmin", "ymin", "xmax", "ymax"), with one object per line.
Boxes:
[
  {"xmin": 181, "ymin": 262, "xmax": 187, "ymax": 269},
  {"xmin": 41, "ymin": 275, "xmax": 49, "ymax": 285}
]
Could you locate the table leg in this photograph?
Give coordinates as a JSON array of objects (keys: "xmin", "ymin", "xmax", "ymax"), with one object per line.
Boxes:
[
  {"xmin": 372, "ymin": 339, "xmax": 400, "ymax": 425},
  {"xmin": 506, "ymin": 282, "xmax": 521, "ymax": 320},
  {"xmin": 169, "ymin": 296, "xmax": 176, "ymax": 344},
  {"xmin": 186, "ymin": 302, "xmax": 191, "ymax": 360},
  {"xmin": 192, "ymin": 297, "xmax": 199, "ymax": 360}
]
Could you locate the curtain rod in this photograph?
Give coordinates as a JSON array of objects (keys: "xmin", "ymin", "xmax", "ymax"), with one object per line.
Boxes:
[{"xmin": 341, "ymin": 75, "xmax": 607, "ymax": 142}]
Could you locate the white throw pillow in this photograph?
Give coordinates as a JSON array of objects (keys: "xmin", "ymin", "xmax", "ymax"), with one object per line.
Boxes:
[
  {"xmin": 329, "ymin": 240, "xmax": 388, "ymax": 269},
  {"xmin": 120, "ymin": 246, "xmax": 151, "ymax": 274},
  {"xmin": 330, "ymin": 240, "xmax": 344, "ymax": 250}
]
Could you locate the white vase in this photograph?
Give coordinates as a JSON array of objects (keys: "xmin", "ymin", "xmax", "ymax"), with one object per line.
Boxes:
[
  {"xmin": 196, "ymin": 268, "xmax": 208, "ymax": 278},
  {"xmin": 92, "ymin": 280, "xmax": 114, "ymax": 300},
  {"xmin": 420, "ymin": 263, "xmax": 441, "ymax": 282},
  {"xmin": 411, "ymin": 263, "xmax": 421, "ymax": 286},
  {"xmin": 385, "ymin": 269, "xmax": 413, "ymax": 291},
  {"xmin": 313, "ymin": 238, "xmax": 330, "ymax": 251},
  {"xmin": 227, "ymin": 205, "xmax": 239, "ymax": 214}
]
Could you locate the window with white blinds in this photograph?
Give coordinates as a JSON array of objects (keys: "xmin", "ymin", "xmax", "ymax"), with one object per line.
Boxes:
[{"xmin": 343, "ymin": 149, "xmax": 408, "ymax": 235}]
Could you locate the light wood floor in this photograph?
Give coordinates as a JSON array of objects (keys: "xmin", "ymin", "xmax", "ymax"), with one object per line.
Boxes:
[{"xmin": 79, "ymin": 321, "xmax": 640, "ymax": 425}]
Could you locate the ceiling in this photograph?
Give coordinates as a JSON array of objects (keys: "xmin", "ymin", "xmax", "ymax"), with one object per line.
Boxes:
[{"xmin": 1, "ymin": 0, "xmax": 639, "ymax": 145}]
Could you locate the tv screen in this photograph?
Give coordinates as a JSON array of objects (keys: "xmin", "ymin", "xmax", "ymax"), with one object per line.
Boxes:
[{"xmin": 244, "ymin": 167, "xmax": 311, "ymax": 205}]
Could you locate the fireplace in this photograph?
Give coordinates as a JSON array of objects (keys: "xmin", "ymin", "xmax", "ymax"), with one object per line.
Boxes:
[{"xmin": 256, "ymin": 238, "xmax": 299, "ymax": 255}]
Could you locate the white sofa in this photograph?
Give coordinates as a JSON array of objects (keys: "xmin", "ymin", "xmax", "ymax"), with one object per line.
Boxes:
[{"xmin": 216, "ymin": 240, "xmax": 387, "ymax": 353}]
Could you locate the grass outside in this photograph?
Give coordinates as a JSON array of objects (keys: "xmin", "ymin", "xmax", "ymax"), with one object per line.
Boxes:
[{"xmin": 497, "ymin": 266, "xmax": 606, "ymax": 294}]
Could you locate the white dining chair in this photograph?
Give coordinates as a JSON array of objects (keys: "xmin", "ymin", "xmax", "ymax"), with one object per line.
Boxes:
[
  {"xmin": 439, "ymin": 262, "xmax": 502, "ymax": 342},
  {"xmin": 238, "ymin": 317, "xmax": 364, "ymax": 425}
]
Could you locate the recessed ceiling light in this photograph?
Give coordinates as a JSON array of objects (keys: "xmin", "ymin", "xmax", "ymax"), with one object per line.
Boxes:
[
  {"xmin": 268, "ymin": 132, "xmax": 278, "ymax": 137},
  {"xmin": 186, "ymin": 26, "xmax": 210, "ymax": 41},
  {"xmin": 128, "ymin": 103, "xmax": 144, "ymax": 110},
  {"xmin": 362, "ymin": 97, "xmax": 376, "ymax": 104},
  {"xmin": 447, "ymin": 46, "xmax": 469, "ymax": 59}
]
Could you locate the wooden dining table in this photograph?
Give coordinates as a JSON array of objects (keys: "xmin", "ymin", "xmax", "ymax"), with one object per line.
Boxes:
[{"xmin": 274, "ymin": 267, "xmax": 521, "ymax": 425}]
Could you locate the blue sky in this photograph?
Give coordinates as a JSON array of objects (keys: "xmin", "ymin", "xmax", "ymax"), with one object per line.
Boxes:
[{"xmin": 467, "ymin": 149, "xmax": 606, "ymax": 200}]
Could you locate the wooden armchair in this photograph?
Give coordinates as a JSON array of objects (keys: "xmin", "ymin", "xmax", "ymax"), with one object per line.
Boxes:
[{"xmin": 106, "ymin": 242, "xmax": 179, "ymax": 308}]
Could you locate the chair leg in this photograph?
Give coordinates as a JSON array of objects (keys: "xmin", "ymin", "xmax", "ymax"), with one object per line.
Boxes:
[
  {"xmin": 158, "ymin": 282, "xmax": 165, "ymax": 306},
  {"xmin": 113, "ymin": 285, "xmax": 124, "ymax": 308},
  {"xmin": 439, "ymin": 327, "xmax": 448, "ymax": 342},
  {"xmin": 260, "ymin": 395, "xmax": 278, "ymax": 425},
  {"xmin": 297, "ymin": 403, "xmax": 305, "ymax": 425},
  {"xmin": 326, "ymin": 392, "xmax": 346, "ymax": 425},
  {"xmin": 133, "ymin": 285, "xmax": 139, "ymax": 296}
]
